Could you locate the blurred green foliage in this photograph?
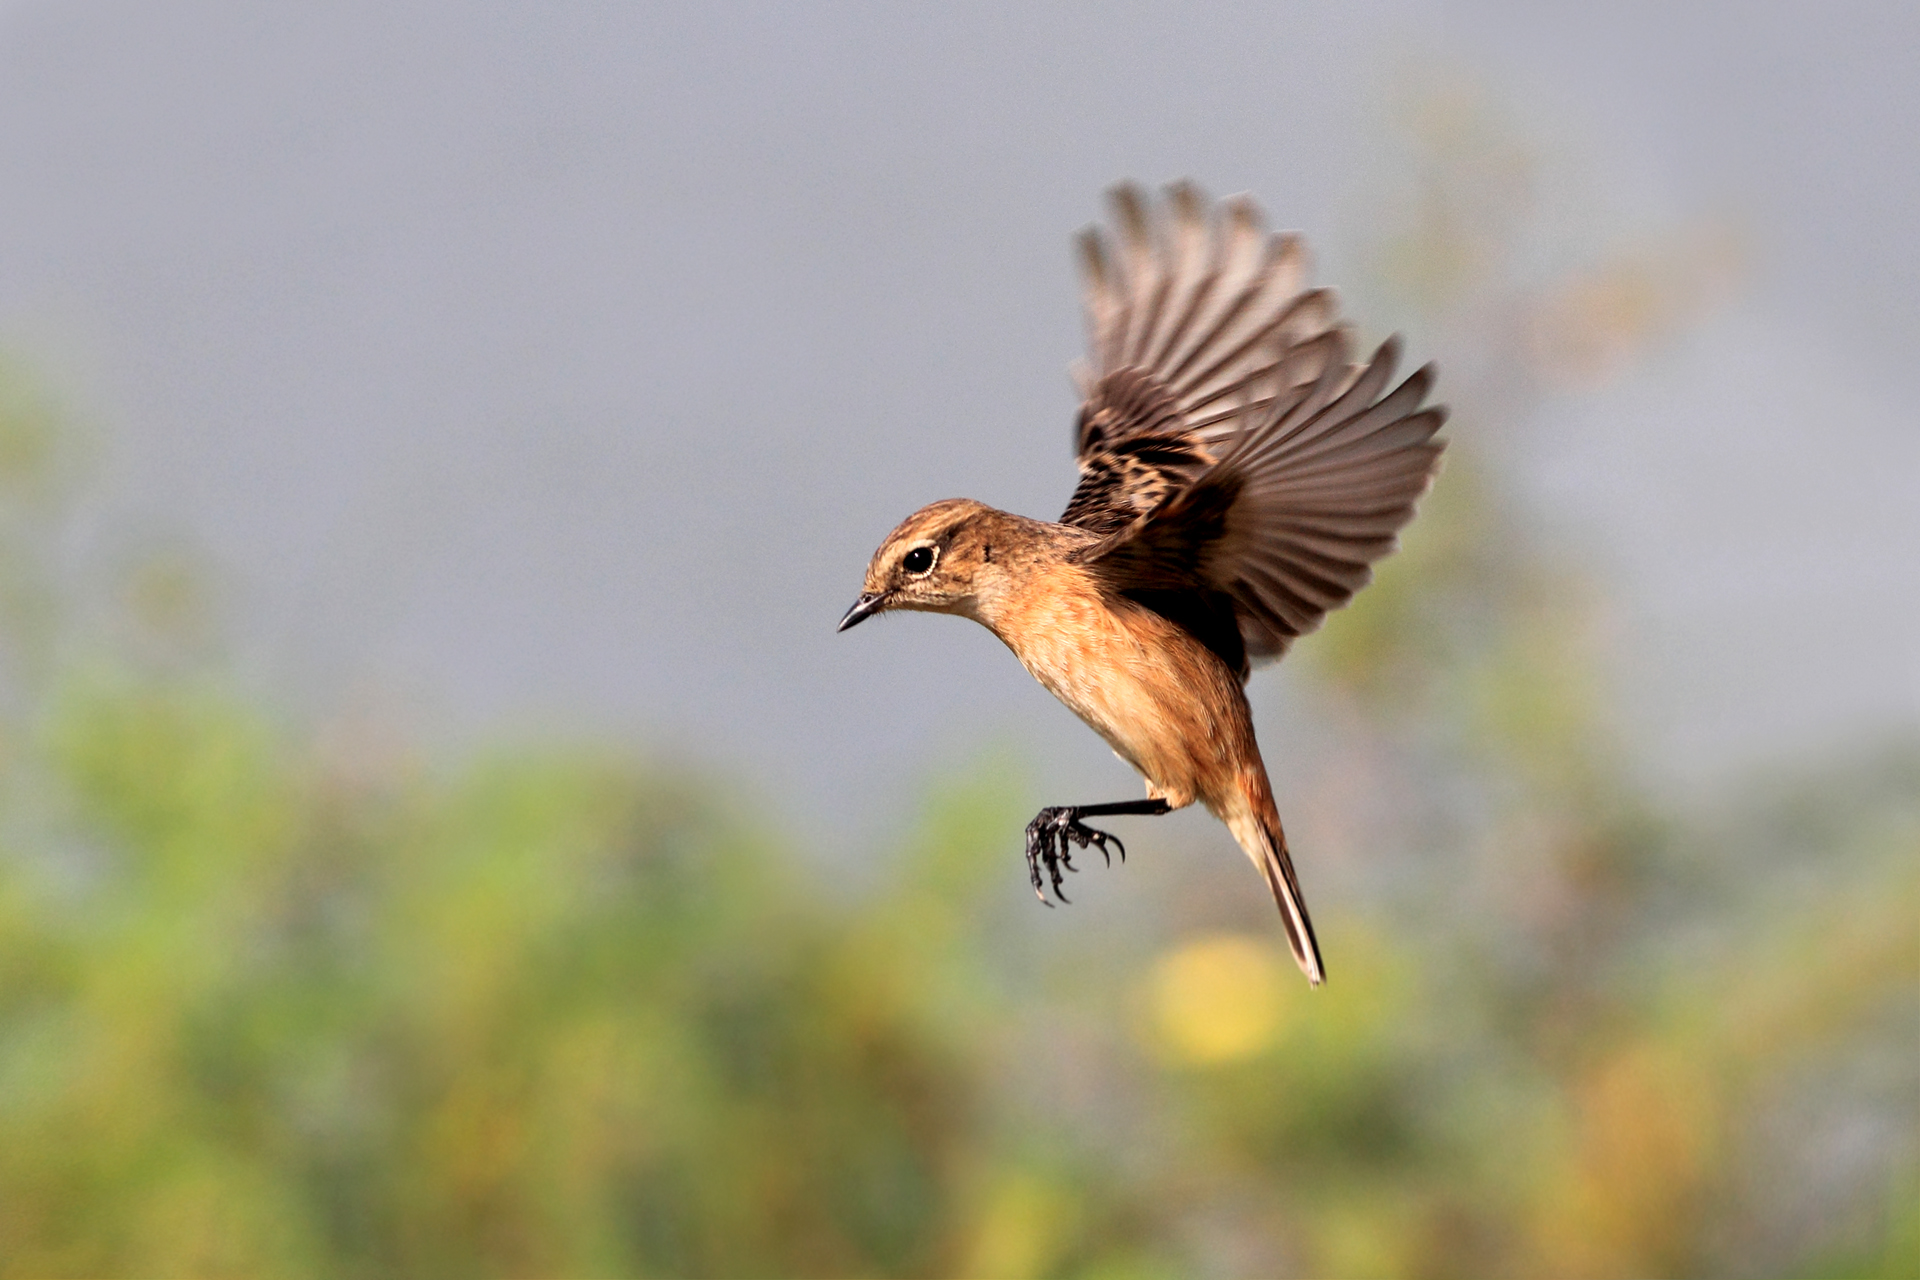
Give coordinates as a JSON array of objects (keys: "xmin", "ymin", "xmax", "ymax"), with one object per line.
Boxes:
[
  {"xmin": 0, "ymin": 86, "xmax": 1914, "ymax": 1279},
  {"xmin": 0, "ymin": 380, "xmax": 1914, "ymax": 1280}
]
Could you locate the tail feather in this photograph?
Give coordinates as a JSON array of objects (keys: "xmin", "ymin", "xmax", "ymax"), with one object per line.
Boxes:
[{"xmin": 1227, "ymin": 791, "xmax": 1325, "ymax": 986}]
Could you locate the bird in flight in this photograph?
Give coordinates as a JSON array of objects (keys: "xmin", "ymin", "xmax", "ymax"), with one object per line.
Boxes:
[{"xmin": 838, "ymin": 183, "xmax": 1446, "ymax": 985}]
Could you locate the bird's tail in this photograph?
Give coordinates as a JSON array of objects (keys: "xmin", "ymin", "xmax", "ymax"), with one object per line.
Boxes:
[{"xmin": 1225, "ymin": 774, "xmax": 1325, "ymax": 986}]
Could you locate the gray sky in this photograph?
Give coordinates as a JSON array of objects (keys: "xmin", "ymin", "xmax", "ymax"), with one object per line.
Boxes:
[{"xmin": 0, "ymin": 1, "xmax": 1913, "ymax": 844}]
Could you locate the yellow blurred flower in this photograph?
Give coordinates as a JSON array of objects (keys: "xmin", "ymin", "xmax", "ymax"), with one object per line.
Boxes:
[{"xmin": 1145, "ymin": 933, "xmax": 1295, "ymax": 1066}]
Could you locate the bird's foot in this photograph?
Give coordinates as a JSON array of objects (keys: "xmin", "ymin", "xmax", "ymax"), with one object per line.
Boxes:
[{"xmin": 1024, "ymin": 806, "xmax": 1126, "ymax": 906}]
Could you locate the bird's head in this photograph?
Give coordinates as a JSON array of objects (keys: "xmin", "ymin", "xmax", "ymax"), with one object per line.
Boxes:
[{"xmin": 838, "ymin": 498, "xmax": 1008, "ymax": 631}]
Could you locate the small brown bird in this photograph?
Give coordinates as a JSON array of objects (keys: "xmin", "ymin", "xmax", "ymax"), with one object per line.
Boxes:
[{"xmin": 838, "ymin": 183, "xmax": 1446, "ymax": 985}]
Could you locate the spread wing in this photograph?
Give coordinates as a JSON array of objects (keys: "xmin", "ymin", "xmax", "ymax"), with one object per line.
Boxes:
[
  {"xmin": 1062, "ymin": 184, "xmax": 1447, "ymax": 675},
  {"xmin": 1060, "ymin": 182, "xmax": 1342, "ymax": 538}
]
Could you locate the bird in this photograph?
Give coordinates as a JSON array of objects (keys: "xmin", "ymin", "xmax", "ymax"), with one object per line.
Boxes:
[{"xmin": 837, "ymin": 183, "xmax": 1446, "ymax": 985}]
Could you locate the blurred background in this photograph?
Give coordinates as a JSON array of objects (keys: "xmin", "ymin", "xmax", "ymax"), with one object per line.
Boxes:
[{"xmin": 0, "ymin": 2, "xmax": 1914, "ymax": 1276}]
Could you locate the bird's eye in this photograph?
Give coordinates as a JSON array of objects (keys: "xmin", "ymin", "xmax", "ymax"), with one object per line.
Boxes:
[{"xmin": 902, "ymin": 546, "xmax": 935, "ymax": 575}]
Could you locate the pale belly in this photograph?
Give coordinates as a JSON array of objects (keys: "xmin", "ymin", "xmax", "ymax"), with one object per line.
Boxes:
[{"xmin": 994, "ymin": 591, "xmax": 1242, "ymax": 812}]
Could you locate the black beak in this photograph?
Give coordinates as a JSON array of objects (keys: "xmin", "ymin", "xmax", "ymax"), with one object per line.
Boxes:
[{"xmin": 837, "ymin": 592, "xmax": 886, "ymax": 632}]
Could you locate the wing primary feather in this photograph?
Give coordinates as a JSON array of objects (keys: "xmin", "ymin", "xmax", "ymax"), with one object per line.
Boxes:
[
  {"xmin": 1250, "ymin": 361, "xmax": 1435, "ymax": 464},
  {"xmin": 1109, "ymin": 184, "xmax": 1160, "ymax": 367},
  {"xmin": 1178, "ymin": 287, "xmax": 1338, "ymax": 415},
  {"xmin": 1159, "ymin": 242, "xmax": 1282, "ymax": 389},
  {"xmin": 1247, "ymin": 404, "xmax": 1446, "ymax": 478},
  {"xmin": 1078, "ymin": 227, "xmax": 1125, "ymax": 374},
  {"xmin": 1224, "ymin": 327, "xmax": 1354, "ymax": 460},
  {"xmin": 1150, "ymin": 182, "xmax": 1211, "ymax": 364},
  {"xmin": 1156, "ymin": 194, "xmax": 1270, "ymax": 378}
]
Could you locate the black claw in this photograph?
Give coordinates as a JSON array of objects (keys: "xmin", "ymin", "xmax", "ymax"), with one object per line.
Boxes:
[
  {"xmin": 1022, "ymin": 805, "xmax": 1130, "ymax": 907},
  {"xmin": 1024, "ymin": 813, "xmax": 1059, "ymax": 906}
]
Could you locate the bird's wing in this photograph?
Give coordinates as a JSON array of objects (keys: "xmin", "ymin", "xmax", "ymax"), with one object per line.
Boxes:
[
  {"xmin": 1060, "ymin": 182, "xmax": 1342, "ymax": 538},
  {"xmin": 1080, "ymin": 327, "xmax": 1447, "ymax": 670}
]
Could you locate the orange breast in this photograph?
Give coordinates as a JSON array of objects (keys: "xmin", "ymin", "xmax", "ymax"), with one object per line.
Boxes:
[{"xmin": 986, "ymin": 569, "xmax": 1252, "ymax": 811}]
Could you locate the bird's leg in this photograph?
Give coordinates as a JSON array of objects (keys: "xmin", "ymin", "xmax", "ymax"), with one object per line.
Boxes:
[{"xmin": 1024, "ymin": 798, "xmax": 1172, "ymax": 906}]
